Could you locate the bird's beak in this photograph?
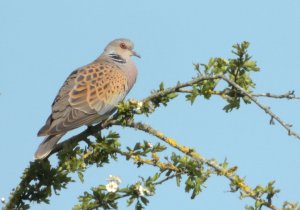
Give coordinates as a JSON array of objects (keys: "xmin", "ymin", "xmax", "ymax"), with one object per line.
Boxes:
[{"xmin": 131, "ymin": 50, "xmax": 141, "ymax": 58}]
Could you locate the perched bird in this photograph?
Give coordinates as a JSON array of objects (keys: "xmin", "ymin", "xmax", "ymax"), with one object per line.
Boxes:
[{"xmin": 35, "ymin": 38, "xmax": 140, "ymax": 159}]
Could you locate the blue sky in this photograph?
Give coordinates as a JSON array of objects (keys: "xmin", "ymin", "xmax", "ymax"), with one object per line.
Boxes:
[{"xmin": 1, "ymin": 0, "xmax": 300, "ymax": 209}]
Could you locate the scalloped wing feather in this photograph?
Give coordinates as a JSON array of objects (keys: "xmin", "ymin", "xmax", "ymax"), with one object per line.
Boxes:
[
  {"xmin": 38, "ymin": 61, "xmax": 129, "ymax": 136},
  {"xmin": 69, "ymin": 62, "xmax": 128, "ymax": 115}
]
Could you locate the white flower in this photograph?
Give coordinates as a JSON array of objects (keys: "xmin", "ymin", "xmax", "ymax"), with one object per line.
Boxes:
[
  {"xmin": 147, "ymin": 102, "xmax": 155, "ymax": 112},
  {"xmin": 146, "ymin": 142, "xmax": 153, "ymax": 148},
  {"xmin": 105, "ymin": 175, "xmax": 121, "ymax": 193},
  {"xmin": 137, "ymin": 185, "xmax": 151, "ymax": 197},
  {"xmin": 106, "ymin": 182, "xmax": 119, "ymax": 193},
  {"xmin": 1, "ymin": 197, "xmax": 5, "ymax": 203},
  {"xmin": 136, "ymin": 101, "xmax": 143, "ymax": 112},
  {"xmin": 137, "ymin": 101, "xmax": 143, "ymax": 108},
  {"xmin": 107, "ymin": 175, "xmax": 121, "ymax": 185}
]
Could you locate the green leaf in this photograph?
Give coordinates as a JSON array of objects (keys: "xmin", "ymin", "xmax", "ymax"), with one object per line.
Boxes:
[
  {"xmin": 78, "ymin": 171, "xmax": 84, "ymax": 183},
  {"xmin": 159, "ymin": 82, "xmax": 164, "ymax": 91},
  {"xmin": 255, "ymin": 200, "xmax": 262, "ymax": 209},
  {"xmin": 244, "ymin": 60, "xmax": 260, "ymax": 71},
  {"xmin": 193, "ymin": 63, "xmax": 201, "ymax": 73},
  {"xmin": 167, "ymin": 92, "xmax": 178, "ymax": 99},
  {"xmin": 176, "ymin": 174, "xmax": 182, "ymax": 187},
  {"xmin": 140, "ymin": 196, "xmax": 149, "ymax": 205},
  {"xmin": 151, "ymin": 173, "xmax": 160, "ymax": 182},
  {"xmin": 245, "ymin": 206, "xmax": 255, "ymax": 210}
]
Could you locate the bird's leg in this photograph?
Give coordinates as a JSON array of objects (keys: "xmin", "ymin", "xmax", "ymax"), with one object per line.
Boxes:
[
  {"xmin": 83, "ymin": 137, "xmax": 92, "ymax": 147},
  {"xmin": 125, "ymin": 117, "xmax": 134, "ymax": 125},
  {"xmin": 86, "ymin": 125, "xmax": 94, "ymax": 132},
  {"xmin": 94, "ymin": 130, "xmax": 102, "ymax": 141},
  {"xmin": 86, "ymin": 125, "xmax": 103, "ymax": 141}
]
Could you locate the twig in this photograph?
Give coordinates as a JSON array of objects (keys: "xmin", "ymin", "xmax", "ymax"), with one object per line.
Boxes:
[
  {"xmin": 51, "ymin": 119, "xmax": 117, "ymax": 155},
  {"xmin": 117, "ymin": 150, "xmax": 184, "ymax": 173},
  {"xmin": 142, "ymin": 74, "xmax": 223, "ymax": 103},
  {"xmin": 252, "ymin": 91, "xmax": 300, "ymax": 99},
  {"xmin": 154, "ymin": 171, "xmax": 186, "ymax": 186}
]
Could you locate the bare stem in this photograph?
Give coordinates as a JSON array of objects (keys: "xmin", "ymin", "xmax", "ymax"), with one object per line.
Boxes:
[{"xmin": 252, "ymin": 91, "xmax": 300, "ymax": 99}]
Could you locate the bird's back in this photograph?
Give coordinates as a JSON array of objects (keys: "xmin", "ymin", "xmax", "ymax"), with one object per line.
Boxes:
[{"xmin": 38, "ymin": 58, "xmax": 131, "ymax": 136}]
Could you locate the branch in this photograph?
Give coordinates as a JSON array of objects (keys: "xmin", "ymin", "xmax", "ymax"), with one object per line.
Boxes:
[
  {"xmin": 178, "ymin": 88, "xmax": 300, "ymax": 101},
  {"xmin": 177, "ymin": 88, "xmax": 234, "ymax": 100},
  {"xmin": 122, "ymin": 121, "xmax": 279, "ymax": 210},
  {"xmin": 221, "ymin": 75, "xmax": 300, "ymax": 140}
]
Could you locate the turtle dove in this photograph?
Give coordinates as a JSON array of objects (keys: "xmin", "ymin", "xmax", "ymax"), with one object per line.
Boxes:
[{"xmin": 35, "ymin": 38, "xmax": 140, "ymax": 159}]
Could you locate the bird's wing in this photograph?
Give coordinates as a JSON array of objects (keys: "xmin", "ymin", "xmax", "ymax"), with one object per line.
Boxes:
[
  {"xmin": 38, "ymin": 60, "xmax": 128, "ymax": 136},
  {"xmin": 69, "ymin": 61, "xmax": 128, "ymax": 115}
]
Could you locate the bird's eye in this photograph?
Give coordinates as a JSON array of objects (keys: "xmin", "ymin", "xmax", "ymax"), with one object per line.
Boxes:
[{"xmin": 120, "ymin": 43, "xmax": 127, "ymax": 49}]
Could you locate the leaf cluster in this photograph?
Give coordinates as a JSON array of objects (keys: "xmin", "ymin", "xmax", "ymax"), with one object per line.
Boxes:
[{"xmin": 187, "ymin": 42, "xmax": 260, "ymax": 112}]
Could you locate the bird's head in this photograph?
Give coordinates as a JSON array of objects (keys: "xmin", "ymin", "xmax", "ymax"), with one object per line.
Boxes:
[{"xmin": 104, "ymin": 38, "xmax": 141, "ymax": 60}]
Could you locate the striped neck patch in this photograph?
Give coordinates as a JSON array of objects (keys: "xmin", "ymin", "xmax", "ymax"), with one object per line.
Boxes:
[{"xmin": 108, "ymin": 53, "xmax": 126, "ymax": 64}]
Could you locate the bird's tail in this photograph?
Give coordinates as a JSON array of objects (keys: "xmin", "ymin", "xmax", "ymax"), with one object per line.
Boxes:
[{"xmin": 34, "ymin": 134, "xmax": 65, "ymax": 160}]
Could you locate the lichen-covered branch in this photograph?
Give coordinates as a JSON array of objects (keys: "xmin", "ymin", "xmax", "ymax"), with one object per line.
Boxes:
[{"xmin": 122, "ymin": 121, "xmax": 279, "ymax": 210}]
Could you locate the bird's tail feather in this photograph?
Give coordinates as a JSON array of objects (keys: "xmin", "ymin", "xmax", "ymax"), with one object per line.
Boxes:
[{"xmin": 34, "ymin": 134, "xmax": 65, "ymax": 160}]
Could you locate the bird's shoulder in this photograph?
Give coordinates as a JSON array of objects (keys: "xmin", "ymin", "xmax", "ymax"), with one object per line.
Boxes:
[
  {"xmin": 77, "ymin": 58, "xmax": 127, "ymax": 82},
  {"xmin": 66, "ymin": 59, "xmax": 128, "ymax": 112},
  {"xmin": 53, "ymin": 59, "xmax": 125, "ymax": 100}
]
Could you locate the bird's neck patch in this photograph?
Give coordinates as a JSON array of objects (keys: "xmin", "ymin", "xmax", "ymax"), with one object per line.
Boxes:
[{"xmin": 108, "ymin": 53, "xmax": 126, "ymax": 64}]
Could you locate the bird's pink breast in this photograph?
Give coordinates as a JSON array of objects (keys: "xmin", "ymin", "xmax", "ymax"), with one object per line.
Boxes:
[{"xmin": 123, "ymin": 59, "xmax": 138, "ymax": 92}]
